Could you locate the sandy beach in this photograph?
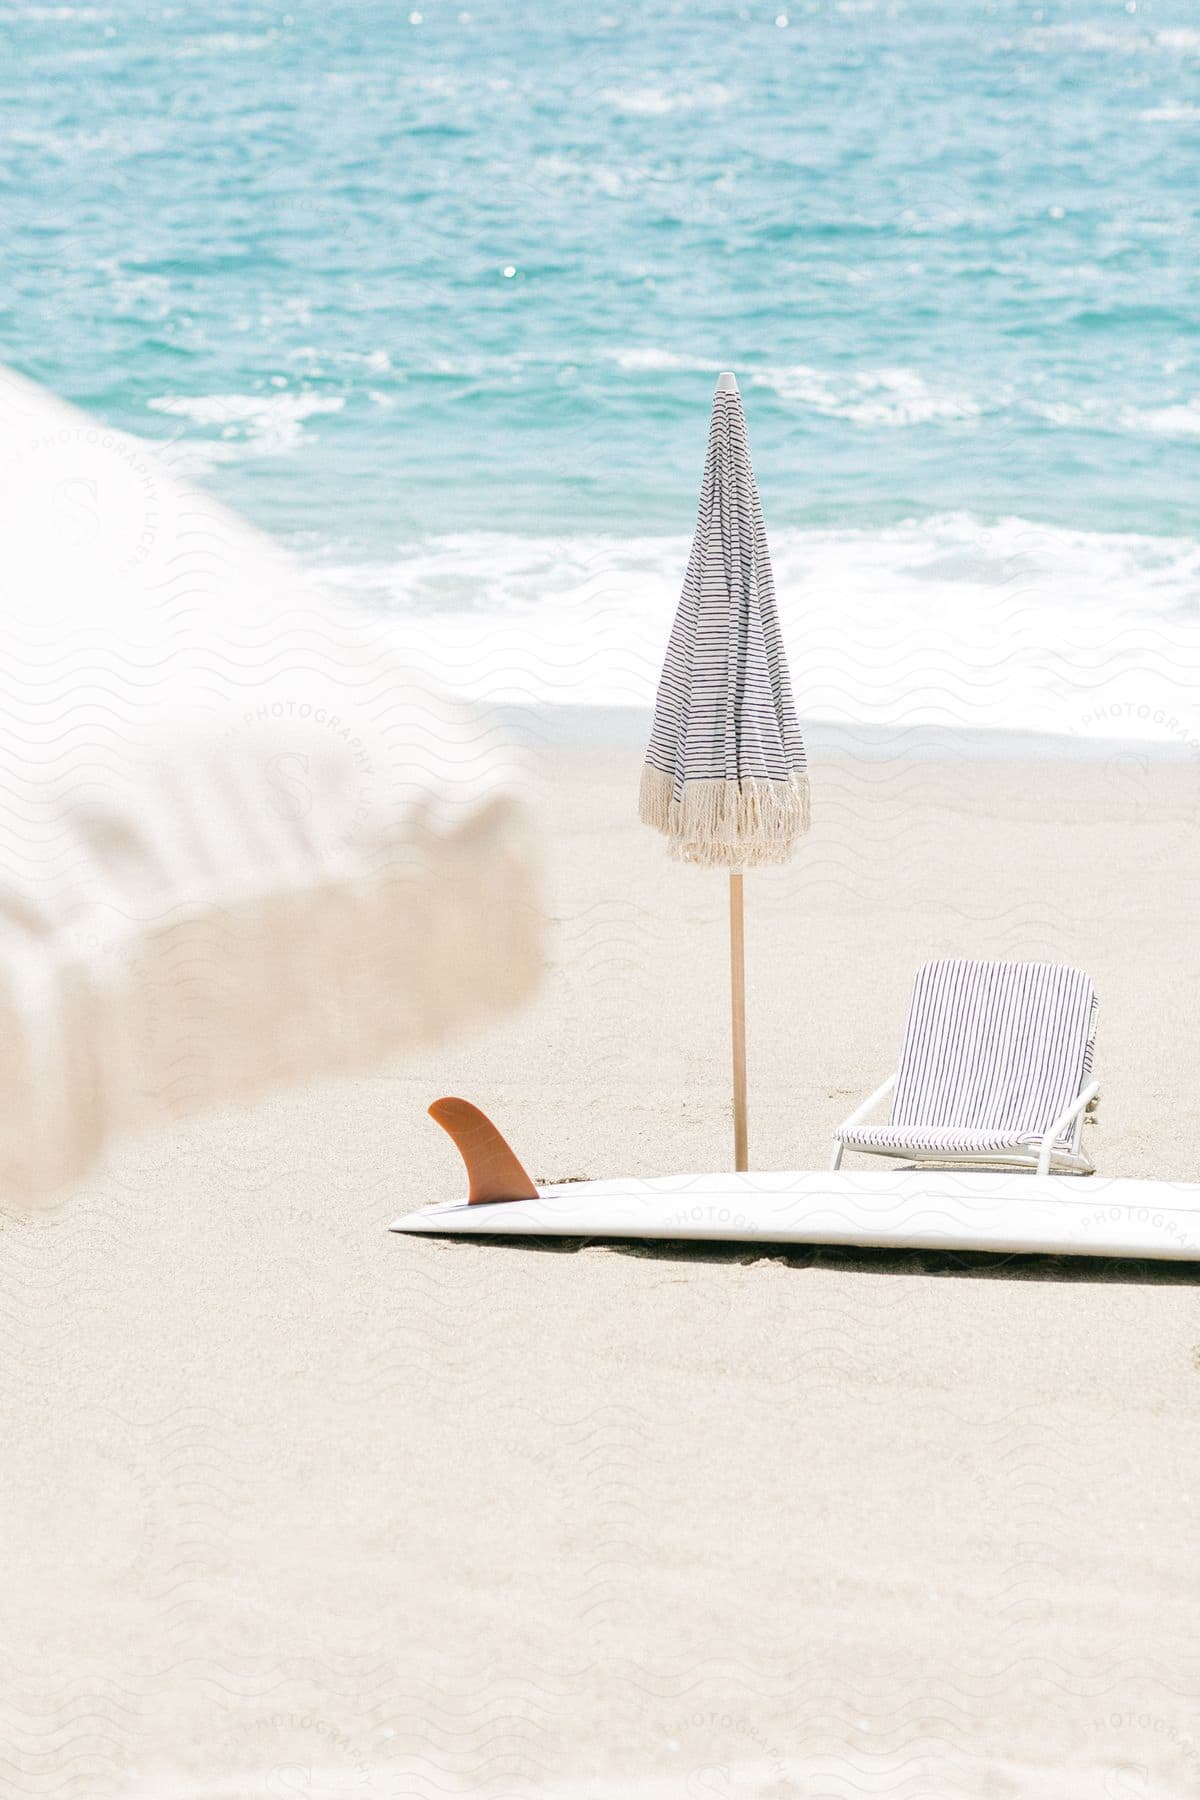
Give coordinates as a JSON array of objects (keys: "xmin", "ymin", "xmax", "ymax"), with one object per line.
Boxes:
[{"xmin": 5, "ymin": 743, "xmax": 1199, "ymax": 1798}]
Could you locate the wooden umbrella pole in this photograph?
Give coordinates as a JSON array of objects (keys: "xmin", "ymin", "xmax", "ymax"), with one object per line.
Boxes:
[{"xmin": 729, "ymin": 868, "xmax": 748, "ymax": 1171}]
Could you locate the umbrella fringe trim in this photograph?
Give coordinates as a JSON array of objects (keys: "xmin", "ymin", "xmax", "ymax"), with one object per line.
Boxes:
[{"xmin": 638, "ymin": 765, "xmax": 811, "ymax": 867}]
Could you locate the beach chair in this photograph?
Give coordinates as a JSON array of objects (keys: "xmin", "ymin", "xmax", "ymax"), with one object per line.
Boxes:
[{"xmin": 831, "ymin": 959, "xmax": 1100, "ymax": 1177}]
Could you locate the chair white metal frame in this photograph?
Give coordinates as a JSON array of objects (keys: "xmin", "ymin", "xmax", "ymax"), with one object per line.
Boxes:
[{"xmin": 831, "ymin": 959, "xmax": 1100, "ymax": 1178}]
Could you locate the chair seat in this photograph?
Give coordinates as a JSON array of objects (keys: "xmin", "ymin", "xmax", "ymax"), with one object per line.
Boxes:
[
  {"xmin": 832, "ymin": 960, "xmax": 1099, "ymax": 1174},
  {"xmin": 835, "ymin": 1122, "xmax": 1059, "ymax": 1156}
]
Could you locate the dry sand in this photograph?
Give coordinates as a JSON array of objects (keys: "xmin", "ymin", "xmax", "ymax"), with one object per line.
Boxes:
[{"xmin": 4, "ymin": 747, "xmax": 1200, "ymax": 1799}]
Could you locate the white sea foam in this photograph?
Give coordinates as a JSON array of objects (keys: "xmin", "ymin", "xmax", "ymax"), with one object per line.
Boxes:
[
  {"xmin": 608, "ymin": 348, "xmax": 713, "ymax": 374},
  {"xmin": 1120, "ymin": 399, "xmax": 1200, "ymax": 437},
  {"xmin": 1024, "ymin": 23, "xmax": 1139, "ymax": 52},
  {"xmin": 146, "ymin": 392, "xmax": 343, "ymax": 472},
  {"xmin": 1155, "ymin": 28, "xmax": 1200, "ymax": 52},
  {"xmin": 168, "ymin": 32, "xmax": 277, "ymax": 58},
  {"xmin": 1027, "ymin": 394, "xmax": 1200, "ymax": 437},
  {"xmin": 600, "ymin": 83, "xmax": 732, "ymax": 116},
  {"xmin": 1141, "ymin": 103, "xmax": 1200, "ymax": 122},
  {"xmin": 318, "ymin": 514, "xmax": 1200, "ymax": 745},
  {"xmin": 533, "ymin": 152, "xmax": 659, "ymax": 196},
  {"xmin": 1027, "ymin": 399, "xmax": 1092, "ymax": 428},
  {"xmin": 754, "ymin": 364, "xmax": 981, "ymax": 426},
  {"xmin": 1025, "ymin": 22, "xmax": 1200, "ymax": 54},
  {"xmin": 608, "ymin": 357, "xmax": 982, "ymax": 424}
]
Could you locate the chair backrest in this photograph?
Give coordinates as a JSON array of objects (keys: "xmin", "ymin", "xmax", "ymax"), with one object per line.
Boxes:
[{"xmin": 890, "ymin": 960, "xmax": 1097, "ymax": 1135}]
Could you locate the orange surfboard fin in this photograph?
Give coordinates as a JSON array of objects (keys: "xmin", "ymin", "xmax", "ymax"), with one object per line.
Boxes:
[{"xmin": 428, "ymin": 1097, "xmax": 539, "ymax": 1205}]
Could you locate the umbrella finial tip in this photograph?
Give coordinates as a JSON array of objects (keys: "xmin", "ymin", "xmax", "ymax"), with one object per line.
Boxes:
[{"xmin": 716, "ymin": 370, "xmax": 738, "ymax": 392}]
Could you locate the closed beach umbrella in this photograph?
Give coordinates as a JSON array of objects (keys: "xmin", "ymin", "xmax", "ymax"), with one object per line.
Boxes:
[
  {"xmin": 0, "ymin": 365, "xmax": 540, "ymax": 1198},
  {"xmin": 639, "ymin": 371, "xmax": 809, "ymax": 1169}
]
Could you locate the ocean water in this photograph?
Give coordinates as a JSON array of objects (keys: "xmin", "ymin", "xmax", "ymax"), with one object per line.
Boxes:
[{"xmin": 3, "ymin": 0, "xmax": 1199, "ymax": 736}]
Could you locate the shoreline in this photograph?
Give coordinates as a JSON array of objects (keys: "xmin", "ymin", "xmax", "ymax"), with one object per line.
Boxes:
[{"xmin": 501, "ymin": 702, "xmax": 1200, "ymax": 762}]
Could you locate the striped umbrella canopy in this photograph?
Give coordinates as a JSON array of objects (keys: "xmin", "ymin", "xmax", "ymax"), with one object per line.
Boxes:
[
  {"xmin": 639, "ymin": 371, "xmax": 809, "ymax": 866},
  {"xmin": 639, "ymin": 371, "xmax": 809, "ymax": 1169}
]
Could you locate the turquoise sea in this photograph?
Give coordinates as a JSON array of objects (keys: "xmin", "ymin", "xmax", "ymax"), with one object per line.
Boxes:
[{"xmin": 3, "ymin": 0, "xmax": 1198, "ymax": 730}]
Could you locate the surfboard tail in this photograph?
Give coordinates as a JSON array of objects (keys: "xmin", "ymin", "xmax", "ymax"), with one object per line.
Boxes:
[{"xmin": 427, "ymin": 1097, "xmax": 539, "ymax": 1204}]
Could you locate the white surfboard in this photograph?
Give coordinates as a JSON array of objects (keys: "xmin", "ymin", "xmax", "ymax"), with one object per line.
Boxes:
[
  {"xmin": 394, "ymin": 1100, "xmax": 1200, "ymax": 1262},
  {"xmin": 392, "ymin": 1169, "xmax": 1200, "ymax": 1262}
]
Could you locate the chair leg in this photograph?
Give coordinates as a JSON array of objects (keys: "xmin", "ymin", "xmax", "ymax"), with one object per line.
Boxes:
[{"xmin": 830, "ymin": 1142, "xmax": 844, "ymax": 1171}]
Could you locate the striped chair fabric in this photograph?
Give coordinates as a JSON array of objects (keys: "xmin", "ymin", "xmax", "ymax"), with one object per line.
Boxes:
[{"xmin": 835, "ymin": 959, "xmax": 1098, "ymax": 1158}]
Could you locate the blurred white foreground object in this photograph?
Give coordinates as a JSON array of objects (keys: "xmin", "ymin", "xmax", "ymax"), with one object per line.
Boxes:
[{"xmin": 0, "ymin": 366, "xmax": 539, "ymax": 1198}]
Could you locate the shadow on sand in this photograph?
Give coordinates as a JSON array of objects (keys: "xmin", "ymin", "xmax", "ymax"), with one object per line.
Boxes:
[{"xmin": 403, "ymin": 1231, "xmax": 1200, "ymax": 1286}]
